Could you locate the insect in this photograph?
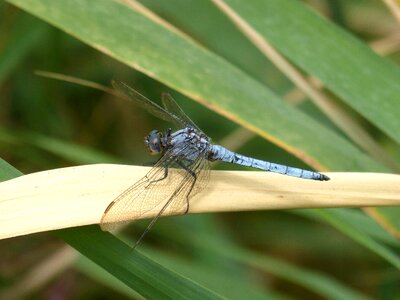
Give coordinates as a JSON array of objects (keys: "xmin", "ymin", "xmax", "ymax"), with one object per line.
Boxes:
[{"xmin": 100, "ymin": 81, "xmax": 329, "ymax": 248}]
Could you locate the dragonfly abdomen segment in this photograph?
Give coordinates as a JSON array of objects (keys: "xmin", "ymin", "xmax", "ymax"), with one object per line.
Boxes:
[{"xmin": 210, "ymin": 145, "xmax": 329, "ymax": 181}]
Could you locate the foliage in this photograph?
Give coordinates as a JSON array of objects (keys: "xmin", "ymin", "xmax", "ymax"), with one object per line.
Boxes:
[{"xmin": 1, "ymin": 0, "xmax": 400, "ymax": 298}]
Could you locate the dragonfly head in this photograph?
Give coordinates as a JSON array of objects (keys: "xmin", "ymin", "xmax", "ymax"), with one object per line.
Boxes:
[{"xmin": 145, "ymin": 130, "xmax": 164, "ymax": 155}]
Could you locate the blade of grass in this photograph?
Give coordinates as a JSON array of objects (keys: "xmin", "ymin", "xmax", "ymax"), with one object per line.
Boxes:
[
  {"xmin": 1, "ymin": 164, "xmax": 399, "ymax": 240},
  {"xmin": 34, "ymin": 70, "xmax": 118, "ymax": 96},
  {"xmin": 0, "ymin": 158, "xmax": 22, "ymax": 181},
  {"xmin": 0, "ymin": 128, "xmax": 121, "ymax": 164},
  {"xmin": 297, "ymin": 209, "xmax": 400, "ymax": 269},
  {"xmin": 382, "ymin": 0, "xmax": 400, "ymax": 23},
  {"xmin": 217, "ymin": 0, "xmax": 400, "ymax": 145},
  {"xmin": 56, "ymin": 226, "xmax": 223, "ymax": 300},
  {"xmin": 94, "ymin": 244, "xmax": 279, "ymax": 300},
  {"xmin": 0, "ymin": 13, "xmax": 48, "ymax": 84},
  {"xmin": 77, "ymin": 253, "xmax": 151, "ymax": 299},
  {"xmin": 6, "ymin": 0, "xmax": 387, "ymax": 174},
  {"xmin": 150, "ymin": 217, "xmax": 370, "ymax": 300},
  {"xmin": 296, "ymin": 209, "xmax": 400, "ymax": 249},
  {"xmin": 136, "ymin": 0, "xmax": 279, "ymax": 88},
  {"xmin": 222, "ymin": 247, "xmax": 370, "ymax": 300},
  {"xmin": 365, "ymin": 207, "xmax": 400, "ymax": 239},
  {"xmin": 212, "ymin": 0, "xmax": 400, "ymax": 172}
]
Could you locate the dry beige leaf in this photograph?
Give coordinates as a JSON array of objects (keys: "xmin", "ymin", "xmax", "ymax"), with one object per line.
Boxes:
[{"xmin": 0, "ymin": 164, "xmax": 399, "ymax": 240}]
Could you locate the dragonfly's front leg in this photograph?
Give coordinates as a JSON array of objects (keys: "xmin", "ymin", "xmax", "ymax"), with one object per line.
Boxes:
[
  {"xmin": 146, "ymin": 164, "xmax": 169, "ymax": 188},
  {"xmin": 176, "ymin": 160, "xmax": 197, "ymax": 214}
]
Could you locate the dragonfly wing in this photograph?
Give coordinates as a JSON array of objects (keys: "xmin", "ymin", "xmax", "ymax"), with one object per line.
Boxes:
[
  {"xmin": 112, "ymin": 81, "xmax": 186, "ymax": 129},
  {"xmin": 169, "ymin": 151, "xmax": 210, "ymax": 214},
  {"xmin": 161, "ymin": 93, "xmax": 203, "ymax": 133},
  {"xmin": 100, "ymin": 142, "xmax": 208, "ymax": 232},
  {"xmin": 130, "ymin": 148, "xmax": 210, "ymax": 248}
]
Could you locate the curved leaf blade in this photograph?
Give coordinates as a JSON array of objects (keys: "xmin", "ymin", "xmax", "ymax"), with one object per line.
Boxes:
[
  {"xmin": 6, "ymin": 0, "xmax": 386, "ymax": 173},
  {"xmin": 220, "ymin": 0, "xmax": 400, "ymax": 144},
  {"xmin": 56, "ymin": 226, "xmax": 223, "ymax": 300}
]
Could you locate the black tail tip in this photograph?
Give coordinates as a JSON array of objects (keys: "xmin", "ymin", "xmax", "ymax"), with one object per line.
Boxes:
[{"xmin": 320, "ymin": 174, "xmax": 330, "ymax": 181}]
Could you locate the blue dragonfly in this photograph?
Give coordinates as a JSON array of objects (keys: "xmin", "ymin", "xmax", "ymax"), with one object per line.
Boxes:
[{"xmin": 100, "ymin": 81, "xmax": 329, "ymax": 247}]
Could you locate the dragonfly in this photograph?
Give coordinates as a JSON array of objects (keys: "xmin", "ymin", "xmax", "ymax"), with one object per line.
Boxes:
[{"xmin": 100, "ymin": 81, "xmax": 330, "ymax": 248}]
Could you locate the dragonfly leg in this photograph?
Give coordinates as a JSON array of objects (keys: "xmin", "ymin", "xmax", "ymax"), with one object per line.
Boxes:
[
  {"xmin": 147, "ymin": 164, "xmax": 169, "ymax": 187},
  {"xmin": 176, "ymin": 160, "xmax": 197, "ymax": 214}
]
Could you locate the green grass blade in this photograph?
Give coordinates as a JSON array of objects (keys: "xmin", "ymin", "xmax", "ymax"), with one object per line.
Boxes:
[
  {"xmin": 0, "ymin": 13, "xmax": 48, "ymax": 83},
  {"xmin": 2, "ymin": 0, "xmax": 399, "ymax": 297},
  {"xmin": 298, "ymin": 209, "xmax": 400, "ymax": 269},
  {"xmin": 56, "ymin": 226, "xmax": 224, "ymax": 300},
  {"xmin": 0, "ymin": 158, "xmax": 23, "ymax": 181},
  {"xmin": 220, "ymin": 0, "xmax": 400, "ymax": 144},
  {"xmin": 0, "ymin": 128, "xmax": 121, "ymax": 164},
  {"xmin": 152, "ymin": 217, "xmax": 370, "ymax": 300},
  {"xmin": 6, "ymin": 0, "xmax": 386, "ymax": 173},
  {"xmin": 370, "ymin": 207, "xmax": 400, "ymax": 238},
  {"xmin": 76, "ymin": 255, "xmax": 145, "ymax": 299},
  {"xmin": 224, "ymin": 248, "xmax": 370, "ymax": 300},
  {"xmin": 305, "ymin": 209, "xmax": 400, "ymax": 248},
  {"xmin": 141, "ymin": 247, "xmax": 288, "ymax": 300}
]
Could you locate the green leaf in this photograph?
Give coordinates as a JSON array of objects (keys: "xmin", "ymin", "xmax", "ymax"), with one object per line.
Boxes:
[
  {"xmin": 0, "ymin": 13, "xmax": 48, "ymax": 83},
  {"xmin": 6, "ymin": 0, "xmax": 386, "ymax": 173},
  {"xmin": 56, "ymin": 226, "xmax": 223, "ymax": 300},
  {"xmin": 0, "ymin": 158, "xmax": 23, "ymax": 181},
  {"xmin": 0, "ymin": 0, "xmax": 398, "ymax": 295},
  {"xmin": 151, "ymin": 216, "xmax": 371, "ymax": 300},
  {"xmin": 304, "ymin": 209, "xmax": 400, "ymax": 248},
  {"xmin": 223, "ymin": 248, "xmax": 370, "ymax": 300},
  {"xmin": 221, "ymin": 0, "xmax": 400, "ymax": 144},
  {"xmin": 76, "ymin": 255, "xmax": 144, "ymax": 299},
  {"xmin": 134, "ymin": 246, "xmax": 282, "ymax": 300},
  {"xmin": 139, "ymin": 0, "xmax": 285, "ymax": 90},
  {"xmin": 297, "ymin": 209, "xmax": 400, "ymax": 269},
  {"xmin": 372, "ymin": 207, "xmax": 400, "ymax": 238},
  {"xmin": 0, "ymin": 128, "xmax": 121, "ymax": 164}
]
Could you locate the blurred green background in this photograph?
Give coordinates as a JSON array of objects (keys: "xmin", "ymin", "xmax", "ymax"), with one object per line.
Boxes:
[{"xmin": 1, "ymin": 0, "xmax": 400, "ymax": 299}]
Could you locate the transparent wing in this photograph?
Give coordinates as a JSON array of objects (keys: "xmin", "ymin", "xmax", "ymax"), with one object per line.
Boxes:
[
  {"xmin": 161, "ymin": 93, "xmax": 203, "ymax": 133},
  {"xmin": 100, "ymin": 143, "xmax": 210, "ymax": 233},
  {"xmin": 112, "ymin": 80, "xmax": 186, "ymax": 129},
  {"xmin": 169, "ymin": 152, "xmax": 210, "ymax": 214}
]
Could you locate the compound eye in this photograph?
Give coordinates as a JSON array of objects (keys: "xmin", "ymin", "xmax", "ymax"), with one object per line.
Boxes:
[{"xmin": 145, "ymin": 130, "xmax": 163, "ymax": 154}]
